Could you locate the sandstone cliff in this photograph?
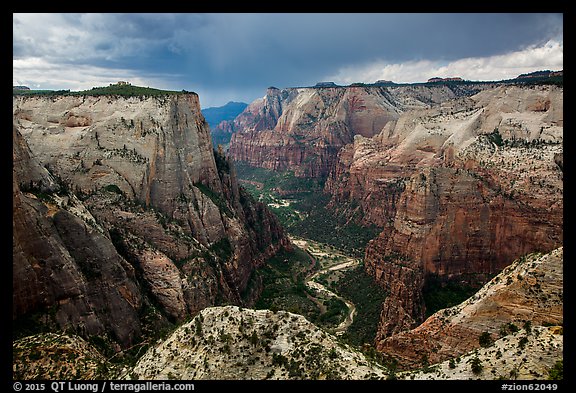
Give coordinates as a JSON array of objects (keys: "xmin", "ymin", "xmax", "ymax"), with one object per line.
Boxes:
[
  {"xmin": 13, "ymin": 126, "xmax": 144, "ymax": 345},
  {"xmin": 326, "ymin": 85, "xmax": 563, "ymax": 341},
  {"xmin": 228, "ymin": 84, "xmax": 486, "ymax": 178},
  {"xmin": 390, "ymin": 247, "xmax": 563, "ymax": 374},
  {"xmin": 13, "ymin": 92, "xmax": 289, "ymax": 347}
]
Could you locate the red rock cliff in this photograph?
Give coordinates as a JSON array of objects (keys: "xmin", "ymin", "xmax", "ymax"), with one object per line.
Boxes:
[
  {"xmin": 229, "ymin": 84, "xmax": 477, "ymax": 178},
  {"xmin": 327, "ymin": 85, "xmax": 563, "ymax": 345}
]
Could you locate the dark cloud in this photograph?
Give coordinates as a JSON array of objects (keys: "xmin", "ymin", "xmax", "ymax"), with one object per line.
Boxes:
[
  {"xmin": 13, "ymin": 13, "xmax": 563, "ymax": 107},
  {"xmin": 147, "ymin": 13, "xmax": 563, "ymax": 86}
]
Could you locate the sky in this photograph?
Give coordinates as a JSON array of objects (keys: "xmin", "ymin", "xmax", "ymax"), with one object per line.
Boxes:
[{"xmin": 13, "ymin": 13, "xmax": 563, "ymax": 108}]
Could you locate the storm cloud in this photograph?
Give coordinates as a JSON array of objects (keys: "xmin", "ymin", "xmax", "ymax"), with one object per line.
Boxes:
[{"xmin": 13, "ymin": 13, "xmax": 563, "ymax": 107}]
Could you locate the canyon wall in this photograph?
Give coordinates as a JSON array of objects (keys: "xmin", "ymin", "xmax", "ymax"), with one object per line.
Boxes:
[
  {"xmin": 228, "ymin": 84, "xmax": 486, "ymax": 178},
  {"xmin": 325, "ymin": 85, "xmax": 563, "ymax": 345},
  {"xmin": 383, "ymin": 247, "xmax": 563, "ymax": 370},
  {"xmin": 13, "ymin": 93, "xmax": 289, "ymax": 346}
]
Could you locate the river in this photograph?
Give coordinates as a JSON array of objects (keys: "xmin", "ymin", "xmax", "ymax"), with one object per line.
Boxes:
[{"xmin": 289, "ymin": 235, "xmax": 360, "ymax": 335}]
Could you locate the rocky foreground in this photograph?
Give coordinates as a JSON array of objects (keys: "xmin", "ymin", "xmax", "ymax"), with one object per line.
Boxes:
[
  {"xmin": 382, "ymin": 247, "xmax": 563, "ymax": 371},
  {"xmin": 13, "ymin": 246, "xmax": 563, "ymax": 380},
  {"xmin": 127, "ymin": 247, "xmax": 562, "ymax": 381},
  {"xmin": 126, "ymin": 306, "xmax": 388, "ymax": 380},
  {"xmin": 399, "ymin": 325, "xmax": 562, "ymax": 380}
]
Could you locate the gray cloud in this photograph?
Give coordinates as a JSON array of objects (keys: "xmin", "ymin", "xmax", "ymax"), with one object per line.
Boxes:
[{"xmin": 13, "ymin": 13, "xmax": 563, "ymax": 107}]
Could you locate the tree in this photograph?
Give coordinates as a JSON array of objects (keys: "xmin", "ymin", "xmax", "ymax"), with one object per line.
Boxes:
[
  {"xmin": 547, "ymin": 360, "xmax": 563, "ymax": 380},
  {"xmin": 195, "ymin": 319, "xmax": 203, "ymax": 337},
  {"xmin": 479, "ymin": 331, "xmax": 493, "ymax": 348},
  {"xmin": 249, "ymin": 331, "xmax": 259, "ymax": 346},
  {"xmin": 470, "ymin": 356, "xmax": 483, "ymax": 375}
]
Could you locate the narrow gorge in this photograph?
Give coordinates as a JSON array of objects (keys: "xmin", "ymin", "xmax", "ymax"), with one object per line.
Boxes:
[{"xmin": 226, "ymin": 80, "xmax": 563, "ymax": 373}]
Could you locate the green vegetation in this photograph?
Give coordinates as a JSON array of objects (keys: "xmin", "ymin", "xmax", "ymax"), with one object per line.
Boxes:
[
  {"xmin": 13, "ymin": 83, "xmax": 184, "ymax": 97},
  {"xmin": 254, "ymin": 246, "xmax": 348, "ymax": 330},
  {"xmin": 487, "ymin": 128, "xmax": 504, "ymax": 147},
  {"xmin": 103, "ymin": 184, "xmax": 124, "ymax": 195},
  {"xmin": 478, "ymin": 331, "xmax": 494, "ymax": 348},
  {"xmin": 500, "ymin": 322, "xmax": 520, "ymax": 337},
  {"xmin": 288, "ymin": 193, "xmax": 381, "ymax": 256},
  {"xmin": 336, "ymin": 265, "xmax": 387, "ymax": 347},
  {"xmin": 469, "ymin": 355, "xmax": 483, "ymax": 375},
  {"xmin": 209, "ymin": 237, "xmax": 233, "ymax": 261},
  {"xmin": 12, "ymin": 334, "xmax": 110, "ymax": 379},
  {"xmin": 422, "ymin": 274, "xmax": 479, "ymax": 318},
  {"xmin": 235, "ymin": 161, "xmax": 324, "ymax": 197},
  {"xmin": 255, "ymin": 246, "xmax": 320, "ymax": 321},
  {"xmin": 518, "ymin": 336, "xmax": 529, "ymax": 350},
  {"xmin": 317, "ymin": 298, "xmax": 348, "ymax": 326},
  {"xmin": 194, "ymin": 181, "xmax": 233, "ymax": 218},
  {"xmin": 547, "ymin": 360, "xmax": 563, "ymax": 380},
  {"xmin": 236, "ymin": 163, "xmax": 380, "ymax": 255}
]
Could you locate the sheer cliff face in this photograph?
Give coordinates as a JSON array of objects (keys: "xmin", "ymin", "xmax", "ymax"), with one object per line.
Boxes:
[
  {"xmin": 228, "ymin": 85, "xmax": 477, "ymax": 178},
  {"xmin": 13, "ymin": 94, "xmax": 289, "ymax": 346},
  {"xmin": 13, "ymin": 126, "xmax": 144, "ymax": 345},
  {"xmin": 327, "ymin": 85, "xmax": 563, "ymax": 340}
]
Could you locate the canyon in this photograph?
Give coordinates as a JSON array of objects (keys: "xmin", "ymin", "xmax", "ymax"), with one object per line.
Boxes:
[
  {"xmin": 226, "ymin": 80, "xmax": 563, "ymax": 371},
  {"xmin": 13, "ymin": 247, "xmax": 563, "ymax": 380},
  {"xmin": 330, "ymin": 84, "xmax": 563, "ymax": 344},
  {"xmin": 228, "ymin": 84, "xmax": 490, "ymax": 178},
  {"xmin": 13, "ymin": 76, "xmax": 563, "ymax": 381}
]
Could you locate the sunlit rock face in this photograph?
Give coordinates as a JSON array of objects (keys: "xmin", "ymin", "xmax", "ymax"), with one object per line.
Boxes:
[
  {"xmin": 228, "ymin": 84, "xmax": 482, "ymax": 178},
  {"xmin": 13, "ymin": 93, "xmax": 289, "ymax": 347},
  {"xmin": 326, "ymin": 85, "xmax": 562, "ymax": 343}
]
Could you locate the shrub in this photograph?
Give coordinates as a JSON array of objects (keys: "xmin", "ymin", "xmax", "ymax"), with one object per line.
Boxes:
[
  {"xmin": 470, "ymin": 356, "xmax": 483, "ymax": 375},
  {"xmin": 548, "ymin": 360, "xmax": 563, "ymax": 380},
  {"xmin": 479, "ymin": 331, "xmax": 493, "ymax": 348}
]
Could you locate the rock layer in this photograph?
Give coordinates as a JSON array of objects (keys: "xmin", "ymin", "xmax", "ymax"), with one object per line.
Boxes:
[
  {"xmin": 383, "ymin": 247, "xmax": 563, "ymax": 370},
  {"xmin": 13, "ymin": 93, "xmax": 289, "ymax": 347},
  {"xmin": 13, "ymin": 126, "xmax": 143, "ymax": 344},
  {"xmin": 326, "ymin": 85, "xmax": 563, "ymax": 342},
  {"xmin": 229, "ymin": 84, "xmax": 485, "ymax": 178}
]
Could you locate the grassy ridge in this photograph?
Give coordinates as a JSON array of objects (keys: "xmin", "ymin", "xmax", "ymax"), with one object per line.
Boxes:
[{"xmin": 13, "ymin": 84, "xmax": 185, "ymax": 97}]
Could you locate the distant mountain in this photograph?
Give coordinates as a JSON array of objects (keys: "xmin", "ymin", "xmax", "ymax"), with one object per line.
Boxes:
[
  {"xmin": 427, "ymin": 76, "xmax": 464, "ymax": 83},
  {"xmin": 202, "ymin": 101, "xmax": 248, "ymax": 148},
  {"xmin": 202, "ymin": 101, "xmax": 248, "ymax": 129}
]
